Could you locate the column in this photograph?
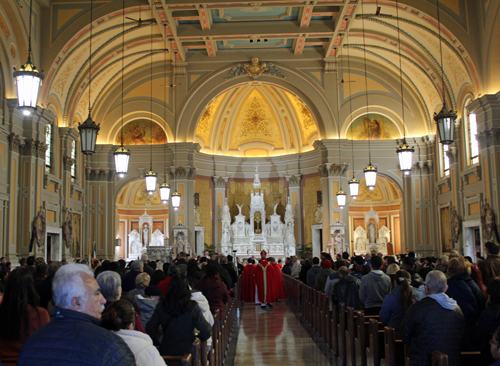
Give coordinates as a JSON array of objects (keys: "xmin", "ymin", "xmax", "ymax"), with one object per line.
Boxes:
[
  {"xmin": 213, "ymin": 176, "xmax": 228, "ymax": 252},
  {"xmin": 286, "ymin": 175, "xmax": 303, "ymax": 249}
]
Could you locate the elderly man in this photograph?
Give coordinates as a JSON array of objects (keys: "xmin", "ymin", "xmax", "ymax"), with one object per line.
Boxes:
[
  {"xmin": 17, "ymin": 263, "xmax": 135, "ymax": 365},
  {"xmin": 122, "ymin": 260, "xmax": 143, "ymax": 292},
  {"xmin": 403, "ymin": 270, "xmax": 465, "ymax": 366},
  {"xmin": 290, "ymin": 256, "xmax": 301, "ymax": 279},
  {"xmin": 331, "ymin": 266, "xmax": 363, "ymax": 310}
]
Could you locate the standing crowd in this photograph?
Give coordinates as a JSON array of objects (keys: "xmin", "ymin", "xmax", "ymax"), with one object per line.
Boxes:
[{"xmin": 0, "ymin": 252, "xmax": 241, "ymax": 366}]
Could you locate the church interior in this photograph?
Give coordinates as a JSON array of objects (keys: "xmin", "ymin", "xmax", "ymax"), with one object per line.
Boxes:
[{"xmin": 0, "ymin": 0, "xmax": 499, "ymax": 265}]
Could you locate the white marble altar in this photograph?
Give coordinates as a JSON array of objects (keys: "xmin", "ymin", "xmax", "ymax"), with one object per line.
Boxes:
[{"xmin": 351, "ymin": 209, "xmax": 389, "ymax": 255}]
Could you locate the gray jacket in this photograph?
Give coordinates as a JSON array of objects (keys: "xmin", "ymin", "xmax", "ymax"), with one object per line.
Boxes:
[
  {"xmin": 136, "ymin": 295, "xmax": 160, "ymax": 328},
  {"xmin": 307, "ymin": 265, "xmax": 321, "ymax": 287},
  {"xmin": 359, "ymin": 270, "xmax": 391, "ymax": 309}
]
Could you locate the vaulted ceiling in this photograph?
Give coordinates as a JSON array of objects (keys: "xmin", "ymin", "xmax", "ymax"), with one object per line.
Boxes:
[{"xmin": 2, "ymin": 0, "xmax": 494, "ymax": 156}]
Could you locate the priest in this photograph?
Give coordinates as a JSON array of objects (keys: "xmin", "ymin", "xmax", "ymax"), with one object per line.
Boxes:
[
  {"xmin": 254, "ymin": 250, "xmax": 277, "ymax": 309},
  {"xmin": 240, "ymin": 258, "xmax": 256, "ymax": 302}
]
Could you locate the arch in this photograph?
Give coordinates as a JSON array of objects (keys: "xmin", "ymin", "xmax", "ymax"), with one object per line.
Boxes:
[{"xmin": 177, "ymin": 64, "xmax": 337, "ymax": 143}]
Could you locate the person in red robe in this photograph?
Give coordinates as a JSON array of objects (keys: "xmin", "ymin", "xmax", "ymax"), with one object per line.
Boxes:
[
  {"xmin": 240, "ymin": 258, "xmax": 256, "ymax": 302},
  {"xmin": 269, "ymin": 257, "xmax": 287, "ymax": 301},
  {"xmin": 254, "ymin": 251, "xmax": 277, "ymax": 309}
]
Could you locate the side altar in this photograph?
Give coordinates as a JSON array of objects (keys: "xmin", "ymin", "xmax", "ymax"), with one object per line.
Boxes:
[{"xmin": 219, "ymin": 163, "xmax": 296, "ymax": 259}]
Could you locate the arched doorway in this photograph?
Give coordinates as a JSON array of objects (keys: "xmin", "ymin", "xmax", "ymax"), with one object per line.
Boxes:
[
  {"xmin": 348, "ymin": 176, "xmax": 403, "ymax": 255},
  {"xmin": 115, "ymin": 179, "xmax": 169, "ymax": 260}
]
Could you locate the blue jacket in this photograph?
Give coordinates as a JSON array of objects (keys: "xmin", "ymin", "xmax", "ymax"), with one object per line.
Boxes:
[
  {"xmin": 17, "ymin": 307, "xmax": 136, "ymax": 366},
  {"xmin": 446, "ymin": 274, "xmax": 480, "ymax": 323},
  {"xmin": 380, "ymin": 285, "xmax": 423, "ymax": 339}
]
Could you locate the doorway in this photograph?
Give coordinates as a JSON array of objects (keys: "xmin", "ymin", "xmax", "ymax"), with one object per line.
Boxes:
[
  {"xmin": 45, "ymin": 227, "xmax": 62, "ymax": 262},
  {"xmin": 464, "ymin": 220, "xmax": 482, "ymax": 262},
  {"xmin": 311, "ymin": 224, "xmax": 322, "ymax": 257}
]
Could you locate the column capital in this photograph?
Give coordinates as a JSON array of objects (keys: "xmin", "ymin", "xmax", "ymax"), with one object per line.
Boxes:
[{"xmin": 213, "ymin": 176, "xmax": 228, "ymax": 188}]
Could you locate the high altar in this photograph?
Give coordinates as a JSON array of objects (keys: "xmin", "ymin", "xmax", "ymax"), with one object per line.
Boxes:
[
  {"xmin": 352, "ymin": 209, "xmax": 390, "ymax": 255},
  {"xmin": 219, "ymin": 164, "xmax": 296, "ymax": 259}
]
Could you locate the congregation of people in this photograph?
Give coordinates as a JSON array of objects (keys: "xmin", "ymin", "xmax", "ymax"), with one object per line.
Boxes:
[
  {"xmin": 277, "ymin": 242, "xmax": 500, "ymax": 366},
  {"xmin": 0, "ymin": 252, "xmax": 241, "ymax": 366}
]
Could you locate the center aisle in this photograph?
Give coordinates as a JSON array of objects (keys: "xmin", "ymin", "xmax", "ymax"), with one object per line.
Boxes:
[{"xmin": 231, "ymin": 301, "xmax": 333, "ymax": 366}]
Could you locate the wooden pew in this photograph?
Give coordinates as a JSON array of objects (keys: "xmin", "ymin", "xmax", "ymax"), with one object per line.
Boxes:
[
  {"xmin": 366, "ymin": 318, "xmax": 384, "ymax": 366},
  {"xmin": 345, "ymin": 307, "xmax": 357, "ymax": 366},
  {"xmin": 460, "ymin": 351, "xmax": 481, "ymax": 365},
  {"xmin": 337, "ymin": 303, "xmax": 347, "ymax": 366},
  {"xmin": 331, "ymin": 304, "xmax": 338, "ymax": 356},
  {"xmin": 192, "ymin": 339, "xmax": 201, "ymax": 366},
  {"xmin": 380, "ymin": 326, "xmax": 406, "ymax": 366},
  {"xmin": 162, "ymin": 354, "xmax": 192, "ymax": 366},
  {"xmin": 354, "ymin": 313, "xmax": 384, "ymax": 366},
  {"xmin": 431, "ymin": 351, "xmax": 448, "ymax": 366}
]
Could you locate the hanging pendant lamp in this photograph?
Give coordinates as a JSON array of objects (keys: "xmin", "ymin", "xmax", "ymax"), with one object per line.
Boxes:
[
  {"xmin": 114, "ymin": 0, "xmax": 130, "ymax": 177},
  {"xmin": 348, "ymin": 176, "xmax": 360, "ymax": 199},
  {"xmin": 13, "ymin": 0, "xmax": 44, "ymax": 115},
  {"xmin": 394, "ymin": 0, "xmax": 414, "ymax": 175},
  {"xmin": 434, "ymin": 0, "xmax": 457, "ymax": 145},
  {"xmin": 78, "ymin": 0, "xmax": 100, "ymax": 154},
  {"xmin": 171, "ymin": 190, "xmax": 181, "ymax": 210},
  {"xmin": 144, "ymin": 9, "xmax": 156, "ymax": 195},
  {"xmin": 361, "ymin": 2, "xmax": 376, "ymax": 190},
  {"xmin": 335, "ymin": 52, "xmax": 346, "ymax": 210}
]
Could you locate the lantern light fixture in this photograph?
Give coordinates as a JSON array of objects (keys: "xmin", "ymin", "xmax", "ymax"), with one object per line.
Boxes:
[
  {"xmin": 159, "ymin": 183, "xmax": 171, "ymax": 204},
  {"xmin": 394, "ymin": 0, "xmax": 415, "ymax": 175},
  {"xmin": 13, "ymin": 0, "xmax": 44, "ymax": 115},
  {"xmin": 78, "ymin": 0, "xmax": 100, "ymax": 154},
  {"xmin": 145, "ymin": 170, "xmax": 157, "ymax": 195},
  {"xmin": 348, "ymin": 176, "xmax": 360, "ymax": 199},
  {"xmin": 114, "ymin": 0, "xmax": 130, "ymax": 177},
  {"xmin": 364, "ymin": 164, "xmax": 378, "ymax": 191},
  {"xmin": 171, "ymin": 191, "xmax": 181, "ymax": 210},
  {"xmin": 434, "ymin": 0, "xmax": 457, "ymax": 145},
  {"xmin": 336, "ymin": 190, "xmax": 347, "ymax": 209}
]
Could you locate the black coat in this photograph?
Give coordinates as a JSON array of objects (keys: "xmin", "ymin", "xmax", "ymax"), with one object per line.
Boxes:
[
  {"xmin": 403, "ymin": 297, "xmax": 464, "ymax": 366},
  {"xmin": 331, "ymin": 274, "xmax": 363, "ymax": 310},
  {"xmin": 17, "ymin": 307, "xmax": 136, "ymax": 366},
  {"xmin": 299, "ymin": 263, "xmax": 312, "ymax": 284},
  {"xmin": 221, "ymin": 263, "xmax": 238, "ymax": 286},
  {"xmin": 472, "ymin": 302, "xmax": 500, "ymax": 366},
  {"xmin": 146, "ymin": 300, "xmax": 211, "ymax": 356}
]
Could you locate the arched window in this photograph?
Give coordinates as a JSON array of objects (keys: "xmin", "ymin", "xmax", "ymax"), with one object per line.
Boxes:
[
  {"xmin": 464, "ymin": 98, "xmax": 479, "ymax": 165},
  {"xmin": 71, "ymin": 140, "xmax": 77, "ymax": 181},
  {"xmin": 45, "ymin": 124, "xmax": 52, "ymax": 173}
]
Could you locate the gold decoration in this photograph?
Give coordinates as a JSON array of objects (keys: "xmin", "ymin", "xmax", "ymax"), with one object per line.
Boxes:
[
  {"xmin": 241, "ymin": 97, "xmax": 271, "ymax": 137},
  {"xmin": 0, "ymin": 14, "xmax": 9, "ymax": 37},
  {"xmin": 196, "ymin": 93, "xmax": 225, "ymax": 147}
]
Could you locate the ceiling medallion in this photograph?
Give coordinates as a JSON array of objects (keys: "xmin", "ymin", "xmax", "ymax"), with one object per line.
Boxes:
[{"xmin": 226, "ymin": 57, "xmax": 285, "ymax": 80}]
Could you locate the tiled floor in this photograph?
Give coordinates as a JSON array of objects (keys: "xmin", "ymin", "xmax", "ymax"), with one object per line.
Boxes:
[{"xmin": 232, "ymin": 302, "xmax": 333, "ymax": 365}]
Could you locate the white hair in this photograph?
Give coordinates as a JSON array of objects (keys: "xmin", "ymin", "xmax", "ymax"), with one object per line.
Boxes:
[
  {"xmin": 52, "ymin": 263, "xmax": 94, "ymax": 309},
  {"xmin": 96, "ymin": 271, "xmax": 122, "ymax": 301},
  {"xmin": 426, "ymin": 270, "xmax": 447, "ymax": 293},
  {"xmin": 141, "ymin": 254, "xmax": 148, "ymax": 261},
  {"xmin": 131, "ymin": 260, "xmax": 144, "ymax": 271}
]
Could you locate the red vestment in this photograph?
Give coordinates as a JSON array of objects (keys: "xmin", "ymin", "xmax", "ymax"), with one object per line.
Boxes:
[
  {"xmin": 254, "ymin": 259, "xmax": 277, "ymax": 303},
  {"xmin": 240, "ymin": 264, "xmax": 256, "ymax": 302},
  {"xmin": 270, "ymin": 262, "xmax": 287, "ymax": 300}
]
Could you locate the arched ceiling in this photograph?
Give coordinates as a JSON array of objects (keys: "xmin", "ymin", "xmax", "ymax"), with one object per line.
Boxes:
[
  {"xmin": 195, "ymin": 84, "xmax": 319, "ymax": 156},
  {"xmin": 349, "ymin": 175, "xmax": 403, "ymax": 207},
  {"xmin": 2, "ymin": 0, "xmax": 492, "ymax": 154}
]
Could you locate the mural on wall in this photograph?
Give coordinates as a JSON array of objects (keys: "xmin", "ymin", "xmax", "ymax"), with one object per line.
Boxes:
[
  {"xmin": 72, "ymin": 214, "xmax": 81, "ymax": 258},
  {"xmin": 346, "ymin": 114, "xmax": 400, "ymax": 140},
  {"xmin": 440, "ymin": 207, "xmax": 452, "ymax": 252},
  {"xmin": 116, "ymin": 120, "xmax": 167, "ymax": 145}
]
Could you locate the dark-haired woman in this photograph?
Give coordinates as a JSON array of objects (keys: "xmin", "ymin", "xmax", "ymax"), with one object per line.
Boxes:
[
  {"xmin": 380, "ymin": 269, "xmax": 422, "ymax": 340},
  {"xmin": 0, "ymin": 267, "xmax": 50, "ymax": 365},
  {"xmin": 194, "ymin": 263, "xmax": 229, "ymax": 319},
  {"xmin": 146, "ymin": 274, "xmax": 211, "ymax": 356},
  {"xmin": 473, "ymin": 278, "xmax": 500, "ymax": 365},
  {"xmin": 101, "ymin": 299, "xmax": 164, "ymax": 366}
]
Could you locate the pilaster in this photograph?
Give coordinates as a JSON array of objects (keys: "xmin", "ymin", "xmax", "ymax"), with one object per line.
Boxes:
[{"xmin": 213, "ymin": 176, "xmax": 228, "ymax": 251}]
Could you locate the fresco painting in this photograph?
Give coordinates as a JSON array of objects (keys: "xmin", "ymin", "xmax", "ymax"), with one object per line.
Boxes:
[
  {"xmin": 116, "ymin": 120, "xmax": 167, "ymax": 145},
  {"xmin": 346, "ymin": 114, "xmax": 400, "ymax": 140}
]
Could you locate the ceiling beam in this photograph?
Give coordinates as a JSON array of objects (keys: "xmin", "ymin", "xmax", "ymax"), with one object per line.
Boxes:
[{"xmin": 324, "ymin": 0, "xmax": 359, "ymax": 59}]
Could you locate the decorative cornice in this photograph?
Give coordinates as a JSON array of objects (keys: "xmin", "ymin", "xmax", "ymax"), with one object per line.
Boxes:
[
  {"xmin": 286, "ymin": 175, "xmax": 301, "ymax": 187},
  {"xmin": 174, "ymin": 61, "xmax": 188, "ymax": 76},
  {"xmin": 477, "ymin": 128, "xmax": 500, "ymax": 150},
  {"xmin": 23, "ymin": 139, "xmax": 47, "ymax": 158},
  {"xmin": 8, "ymin": 133, "xmax": 23, "ymax": 154},
  {"xmin": 226, "ymin": 58, "xmax": 285, "ymax": 80},
  {"xmin": 318, "ymin": 164, "xmax": 328, "ymax": 177},
  {"xmin": 412, "ymin": 160, "xmax": 433, "ymax": 175},
  {"xmin": 328, "ymin": 163, "xmax": 348, "ymax": 176},
  {"xmin": 62, "ymin": 156, "xmax": 75, "ymax": 172},
  {"xmin": 213, "ymin": 176, "xmax": 228, "ymax": 189},
  {"xmin": 85, "ymin": 168, "xmax": 114, "ymax": 182},
  {"xmin": 169, "ymin": 166, "xmax": 197, "ymax": 180}
]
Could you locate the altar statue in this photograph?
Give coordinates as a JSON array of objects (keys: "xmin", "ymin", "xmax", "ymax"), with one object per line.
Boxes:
[
  {"xmin": 143, "ymin": 224, "xmax": 150, "ymax": 247},
  {"xmin": 368, "ymin": 222, "xmax": 376, "ymax": 244}
]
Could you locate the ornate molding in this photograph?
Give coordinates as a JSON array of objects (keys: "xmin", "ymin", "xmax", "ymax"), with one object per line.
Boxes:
[
  {"xmin": 169, "ymin": 166, "xmax": 197, "ymax": 180},
  {"xmin": 323, "ymin": 59, "xmax": 336, "ymax": 73},
  {"xmin": 23, "ymin": 139, "xmax": 47, "ymax": 158},
  {"xmin": 174, "ymin": 61, "xmax": 188, "ymax": 76},
  {"xmin": 226, "ymin": 58, "xmax": 285, "ymax": 80},
  {"xmin": 213, "ymin": 176, "xmax": 228, "ymax": 189},
  {"xmin": 62, "ymin": 155, "xmax": 75, "ymax": 172},
  {"xmin": 43, "ymin": 174, "xmax": 62, "ymax": 192},
  {"xmin": 412, "ymin": 160, "xmax": 433, "ymax": 175},
  {"xmin": 8, "ymin": 133, "xmax": 23, "ymax": 153},
  {"xmin": 328, "ymin": 163, "xmax": 348, "ymax": 176},
  {"xmin": 286, "ymin": 175, "xmax": 301, "ymax": 187},
  {"xmin": 70, "ymin": 184, "xmax": 84, "ymax": 201},
  {"xmin": 318, "ymin": 164, "xmax": 328, "ymax": 177},
  {"xmin": 85, "ymin": 168, "xmax": 114, "ymax": 182},
  {"xmin": 477, "ymin": 128, "xmax": 500, "ymax": 150}
]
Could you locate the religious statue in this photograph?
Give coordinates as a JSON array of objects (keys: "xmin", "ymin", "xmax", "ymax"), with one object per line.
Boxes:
[
  {"xmin": 194, "ymin": 207, "xmax": 202, "ymax": 226},
  {"xmin": 451, "ymin": 208, "xmax": 462, "ymax": 244},
  {"xmin": 221, "ymin": 222, "xmax": 230, "ymax": 247},
  {"xmin": 62, "ymin": 211, "xmax": 73, "ymax": 249},
  {"xmin": 482, "ymin": 202, "xmax": 499, "ymax": 242},
  {"xmin": 237, "ymin": 204, "xmax": 243, "ymax": 215},
  {"xmin": 334, "ymin": 230, "xmax": 343, "ymax": 255},
  {"xmin": 314, "ymin": 205, "xmax": 322, "ymax": 224},
  {"xmin": 176, "ymin": 231, "xmax": 186, "ymax": 253},
  {"xmin": 273, "ymin": 203, "xmax": 278, "ymax": 215},
  {"xmin": 29, "ymin": 208, "xmax": 46, "ymax": 252},
  {"xmin": 368, "ymin": 222, "xmax": 376, "ymax": 244},
  {"xmin": 143, "ymin": 224, "xmax": 150, "ymax": 247}
]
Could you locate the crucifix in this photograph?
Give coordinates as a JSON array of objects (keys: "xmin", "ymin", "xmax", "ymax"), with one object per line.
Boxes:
[{"xmin": 254, "ymin": 216, "xmax": 262, "ymax": 234}]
